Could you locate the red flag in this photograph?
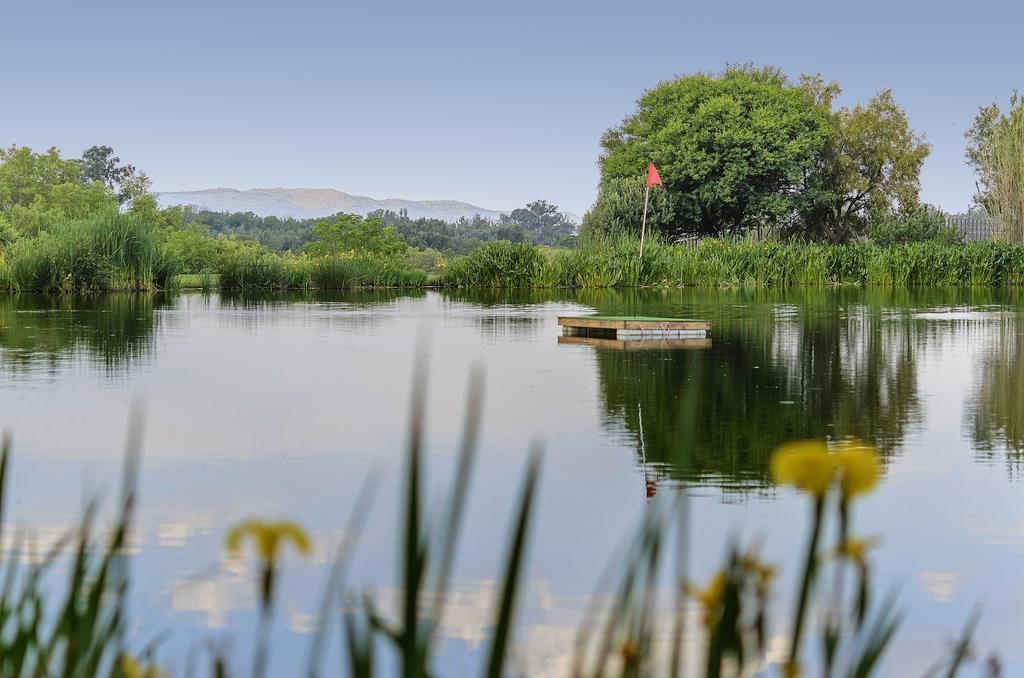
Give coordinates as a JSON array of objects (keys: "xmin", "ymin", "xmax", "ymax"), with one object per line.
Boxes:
[{"xmin": 646, "ymin": 162, "xmax": 662, "ymax": 188}]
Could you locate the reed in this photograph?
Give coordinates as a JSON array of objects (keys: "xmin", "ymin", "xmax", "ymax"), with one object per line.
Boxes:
[
  {"xmin": 438, "ymin": 238, "xmax": 1024, "ymax": 289},
  {"xmin": 3, "ymin": 210, "xmax": 179, "ymax": 293},
  {"xmin": 0, "ymin": 420, "xmax": 142, "ymax": 677},
  {"xmin": 439, "ymin": 241, "xmax": 547, "ymax": 287},
  {"xmin": 217, "ymin": 252, "xmax": 427, "ymax": 290}
]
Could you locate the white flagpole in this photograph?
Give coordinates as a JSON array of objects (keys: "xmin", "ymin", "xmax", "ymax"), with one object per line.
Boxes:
[{"xmin": 639, "ymin": 183, "xmax": 651, "ymax": 259}]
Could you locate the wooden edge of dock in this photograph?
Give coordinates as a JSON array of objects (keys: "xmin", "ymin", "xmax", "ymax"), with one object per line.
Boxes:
[
  {"xmin": 557, "ymin": 335, "xmax": 712, "ymax": 350},
  {"xmin": 557, "ymin": 316, "xmax": 712, "ymax": 332}
]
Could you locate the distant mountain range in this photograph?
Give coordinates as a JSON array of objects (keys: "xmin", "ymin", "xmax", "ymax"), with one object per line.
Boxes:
[{"xmin": 155, "ymin": 188, "xmax": 509, "ymax": 222}]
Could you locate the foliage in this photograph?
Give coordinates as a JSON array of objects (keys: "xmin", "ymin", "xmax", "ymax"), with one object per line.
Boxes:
[
  {"xmin": 78, "ymin": 145, "xmax": 151, "ymax": 203},
  {"xmin": 581, "ymin": 175, "xmax": 673, "ymax": 240},
  {"xmin": 214, "ymin": 241, "xmax": 426, "ymax": 291},
  {"xmin": 594, "ymin": 67, "xmax": 929, "ymax": 244},
  {"xmin": 0, "ymin": 430, "xmax": 141, "ymax": 677},
  {"xmin": 795, "ymin": 84, "xmax": 931, "ymax": 243},
  {"xmin": 158, "ymin": 225, "xmax": 224, "ymax": 273},
  {"xmin": 866, "ymin": 205, "xmax": 961, "ymax": 246},
  {"xmin": 966, "ymin": 93, "xmax": 1024, "ymax": 242},
  {"xmin": 599, "ymin": 65, "xmax": 834, "ymax": 238},
  {"xmin": 402, "ymin": 247, "xmax": 446, "ymax": 274},
  {"xmin": 3, "ymin": 209, "xmax": 178, "ymax": 293},
  {"xmin": 499, "ymin": 199, "xmax": 577, "ymax": 243},
  {"xmin": 172, "ymin": 272, "xmax": 219, "ymax": 291},
  {"xmin": 439, "ymin": 241, "xmax": 547, "ymax": 287},
  {"xmin": 0, "ymin": 214, "xmax": 16, "ymax": 251},
  {"xmin": 194, "ymin": 209, "xmax": 315, "ymax": 252},
  {"xmin": 304, "ymin": 214, "xmax": 408, "ymax": 258},
  {"xmin": 374, "ymin": 209, "xmax": 529, "ymax": 252},
  {"xmin": 0, "ymin": 145, "xmax": 118, "ymax": 237},
  {"xmin": 309, "ymin": 256, "xmax": 427, "ymax": 289},
  {"xmin": 216, "ymin": 243, "xmax": 311, "ymax": 291},
  {"xmin": 437, "ymin": 237, "xmax": 1024, "ymax": 289}
]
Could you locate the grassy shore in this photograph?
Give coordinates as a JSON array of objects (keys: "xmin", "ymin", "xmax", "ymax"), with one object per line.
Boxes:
[
  {"xmin": 11, "ymin": 229, "xmax": 1024, "ymax": 294},
  {"xmin": 0, "ymin": 210, "xmax": 178, "ymax": 293},
  {"xmin": 439, "ymin": 237, "xmax": 1024, "ymax": 288}
]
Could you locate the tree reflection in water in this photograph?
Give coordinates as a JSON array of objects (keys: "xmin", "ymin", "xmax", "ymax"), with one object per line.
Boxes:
[{"xmin": 577, "ymin": 288, "xmax": 933, "ymax": 492}]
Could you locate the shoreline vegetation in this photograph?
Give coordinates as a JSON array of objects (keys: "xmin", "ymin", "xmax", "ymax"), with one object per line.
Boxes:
[
  {"xmin": 12, "ymin": 235, "xmax": 1024, "ymax": 293},
  {"xmin": 1, "ymin": 65, "xmax": 1023, "ymax": 295}
]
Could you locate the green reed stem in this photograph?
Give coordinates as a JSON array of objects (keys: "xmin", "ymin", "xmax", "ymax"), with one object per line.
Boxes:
[{"xmin": 788, "ymin": 495, "xmax": 826, "ymax": 670}]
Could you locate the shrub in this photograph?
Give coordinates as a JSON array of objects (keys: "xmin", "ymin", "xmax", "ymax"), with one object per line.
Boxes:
[
  {"xmin": 5, "ymin": 209, "xmax": 178, "ymax": 292},
  {"xmin": 441, "ymin": 241, "xmax": 546, "ymax": 287},
  {"xmin": 867, "ymin": 207, "xmax": 961, "ymax": 246},
  {"xmin": 160, "ymin": 225, "xmax": 222, "ymax": 273}
]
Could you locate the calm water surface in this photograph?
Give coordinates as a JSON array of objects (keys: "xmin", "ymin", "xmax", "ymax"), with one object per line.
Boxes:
[{"xmin": 1, "ymin": 288, "xmax": 1023, "ymax": 675}]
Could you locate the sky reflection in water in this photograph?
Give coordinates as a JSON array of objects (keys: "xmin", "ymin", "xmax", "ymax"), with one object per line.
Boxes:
[{"xmin": 0, "ymin": 288, "xmax": 1023, "ymax": 675}]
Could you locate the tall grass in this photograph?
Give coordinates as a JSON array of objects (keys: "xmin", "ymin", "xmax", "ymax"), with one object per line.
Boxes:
[
  {"xmin": 3, "ymin": 210, "xmax": 178, "ymax": 293},
  {"xmin": 0, "ymin": 420, "xmax": 142, "ymax": 677},
  {"xmin": 439, "ymin": 241, "xmax": 547, "ymax": 287},
  {"xmin": 217, "ymin": 251, "xmax": 427, "ymax": 291},
  {"xmin": 310, "ymin": 256, "xmax": 427, "ymax": 289},
  {"xmin": 441, "ymin": 237, "xmax": 1024, "ymax": 289}
]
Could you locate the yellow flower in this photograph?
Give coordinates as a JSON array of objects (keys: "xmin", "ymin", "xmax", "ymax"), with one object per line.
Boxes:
[
  {"xmin": 741, "ymin": 553, "xmax": 776, "ymax": 589},
  {"xmin": 684, "ymin": 570, "xmax": 727, "ymax": 627},
  {"xmin": 619, "ymin": 641, "xmax": 640, "ymax": 663},
  {"xmin": 833, "ymin": 440, "xmax": 881, "ymax": 501},
  {"xmin": 771, "ymin": 441, "xmax": 835, "ymax": 498},
  {"xmin": 119, "ymin": 655, "xmax": 166, "ymax": 678},
  {"xmin": 226, "ymin": 519, "xmax": 313, "ymax": 564},
  {"xmin": 830, "ymin": 536, "xmax": 882, "ymax": 566}
]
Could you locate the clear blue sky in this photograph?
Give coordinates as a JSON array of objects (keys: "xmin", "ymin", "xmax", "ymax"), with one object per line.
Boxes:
[{"xmin": 1, "ymin": 0, "xmax": 1020, "ymax": 216}]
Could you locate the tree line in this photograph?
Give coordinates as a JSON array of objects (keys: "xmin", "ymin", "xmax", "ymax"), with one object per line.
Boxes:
[
  {"xmin": 2, "ymin": 64, "xmax": 1022, "ymax": 282},
  {"xmin": 585, "ymin": 64, "xmax": 1023, "ymax": 246}
]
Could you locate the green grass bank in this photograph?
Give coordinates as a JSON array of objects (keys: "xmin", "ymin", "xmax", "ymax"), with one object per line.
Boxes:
[
  {"xmin": 438, "ymin": 238, "xmax": 1024, "ymax": 288},
  {"xmin": 11, "ymin": 231, "xmax": 1024, "ymax": 293}
]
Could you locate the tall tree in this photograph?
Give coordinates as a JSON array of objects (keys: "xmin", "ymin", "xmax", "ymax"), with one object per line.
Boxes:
[
  {"xmin": 966, "ymin": 94, "xmax": 1024, "ymax": 242},
  {"xmin": 0, "ymin": 145, "xmax": 116, "ymax": 235},
  {"xmin": 598, "ymin": 65, "xmax": 833, "ymax": 238},
  {"xmin": 796, "ymin": 88, "xmax": 930, "ymax": 243},
  {"xmin": 304, "ymin": 214, "xmax": 407, "ymax": 257},
  {"xmin": 501, "ymin": 199, "xmax": 576, "ymax": 243},
  {"xmin": 79, "ymin": 145, "xmax": 151, "ymax": 203}
]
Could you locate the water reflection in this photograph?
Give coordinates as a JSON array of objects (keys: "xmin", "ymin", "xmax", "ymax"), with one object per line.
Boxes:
[
  {"xmin": 965, "ymin": 312, "xmax": 1024, "ymax": 468},
  {"xmin": 4, "ymin": 287, "xmax": 1024, "ymax": 672},
  {"xmin": 0, "ymin": 294, "xmax": 165, "ymax": 377},
  {"xmin": 566, "ymin": 289, "xmax": 931, "ymax": 491}
]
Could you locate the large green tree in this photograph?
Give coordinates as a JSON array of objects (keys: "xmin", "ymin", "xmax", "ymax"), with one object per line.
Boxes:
[
  {"xmin": 0, "ymin": 145, "xmax": 116, "ymax": 236},
  {"xmin": 304, "ymin": 214, "xmax": 407, "ymax": 257},
  {"xmin": 598, "ymin": 65, "xmax": 833, "ymax": 238},
  {"xmin": 79, "ymin": 145, "xmax": 151, "ymax": 203},
  {"xmin": 500, "ymin": 199, "xmax": 577, "ymax": 243},
  {"xmin": 796, "ymin": 85, "xmax": 930, "ymax": 243}
]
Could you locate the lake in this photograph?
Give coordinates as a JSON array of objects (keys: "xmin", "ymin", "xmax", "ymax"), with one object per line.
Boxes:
[{"xmin": 0, "ymin": 288, "xmax": 1022, "ymax": 675}]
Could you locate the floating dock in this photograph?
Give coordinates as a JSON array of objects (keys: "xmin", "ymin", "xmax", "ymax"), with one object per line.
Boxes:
[
  {"xmin": 557, "ymin": 335, "xmax": 711, "ymax": 350},
  {"xmin": 557, "ymin": 315, "xmax": 711, "ymax": 341}
]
